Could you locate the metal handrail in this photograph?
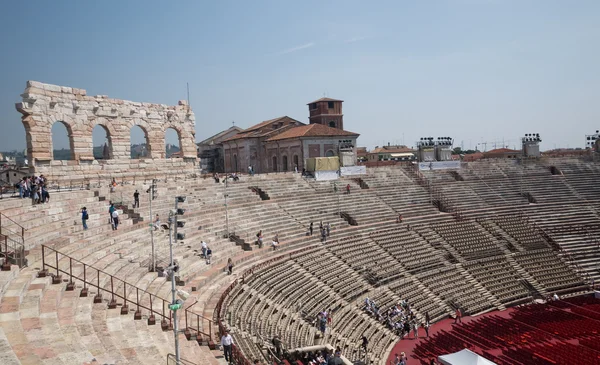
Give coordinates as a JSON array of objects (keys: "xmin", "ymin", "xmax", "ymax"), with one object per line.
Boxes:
[
  {"xmin": 38, "ymin": 244, "xmax": 214, "ymax": 340},
  {"xmin": 166, "ymin": 353, "xmax": 198, "ymax": 365},
  {"xmin": 0, "ymin": 213, "xmax": 25, "ymax": 237}
]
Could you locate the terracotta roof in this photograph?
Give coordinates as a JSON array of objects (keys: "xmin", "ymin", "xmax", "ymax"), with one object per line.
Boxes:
[
  {"xmin": 486, "ymin": 148, "xmax": 520, "ymax": 154},
  {"xmin": 221, "ymin": 116, "xmax": 303, "ymax": 142},
  {"xmin": 243, "ymin": 116, "xmax": 291, "ymax": 132},
  {"xmin": 307, "ymin": 97, "xmax": 343, "ymax": 105},
  {"xmin": 266, "ymin": 124, "xmax": 359, "ymax": 142}
]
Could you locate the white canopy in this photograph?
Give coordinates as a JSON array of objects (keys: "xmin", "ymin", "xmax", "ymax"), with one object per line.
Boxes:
[{"xmin": 438, "ymin": 349, "xmax": 497, "ymax": 365}]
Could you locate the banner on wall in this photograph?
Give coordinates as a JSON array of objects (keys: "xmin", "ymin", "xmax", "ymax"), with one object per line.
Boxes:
[
  {"xmin": 314, "ymin": 170, "xmax": 339, "ymax": 181},
  {"xmin": 418, "ymin": 161, "xmax": 461, "ymax": 171},
  {"xmin": 340, "ymin": 166, "xmax": 366, "ymax": 176}
]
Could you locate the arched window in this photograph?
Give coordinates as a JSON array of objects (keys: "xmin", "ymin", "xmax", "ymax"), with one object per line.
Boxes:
[
  {"xmin": 165, "ymin": 128, "xmax": 181, "ymax": 158},
  {"xmin": 130, "ymin": 125, "xmax": 151, "ymax": 159},
  {"xmin": 92, "ymin": 125, "xmax": 112, "ymax": 160},
  {"xmin": 293, "ymin": 155, "xmax": 299, "ymax": 169},
  {"xmin": 325, "ymin": 149, "xmax": 335, "ymax": 157},
  {"xmin": 282, "ymin": 155, "xmax": 288, "ymax": 171},
  {"xmin": 272, "ymin": 156, "xmax": 278, "ymax": 172},
  {"xmin": 329, "ymin": 121, "xmax": 336, "ymax": 128},
  {"xmin": 51, "ymin": 121, "xmax": 74, "ymax": 160}
]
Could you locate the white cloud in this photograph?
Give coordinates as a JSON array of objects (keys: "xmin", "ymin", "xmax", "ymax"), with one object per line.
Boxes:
[{"xmin": 277, "ymin": 42, "xmax": 315, "ymax": 55}]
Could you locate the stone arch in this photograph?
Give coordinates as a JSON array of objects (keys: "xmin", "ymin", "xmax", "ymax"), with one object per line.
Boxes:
[
  {"xmin": 329, "ymin": 121, "xmax": 336, "ymax": 128},
  {"xmin": 293, "ymin": 155, "xmax": 299, "ymax": 170},
  {"xmin": 92, "ymin": 124, "xmax": 113, "ymax": 160},
  {"xmin": 165, "ymin": 127, "xmax": 182, "ymax": 158},
  {"xmin": 282, "ymin": 155, "xmax": 288, "ymax": 171},
  {"xmin": 272, "ymin": 156, "xmax": 278, "ymax": 172},
  {"xmin": 325, "ymin": 149, "xmax": 335, "ymax": 157},
  {"xmin": 51, "ymin": 121, "xmax": 75, "ymax": 160},
  {"xmin": 130, "ymin": 124, "xmax": 151, "ymax": 159}
]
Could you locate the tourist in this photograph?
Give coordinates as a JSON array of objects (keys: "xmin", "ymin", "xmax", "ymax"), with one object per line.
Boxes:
[
  {"xmin": 346, "ymin": 184, "xmax": 350, "ymax": 194},
  {"xmin": 294, "ymin": 165, "xmax": 298, "ymax": 173},
  {"xmin": 327, "ymin": 308, "xmax": 333, "ymax": 326},
  {"xmin": 17, "ymin": 178, "xmax": 24, "ymax": 198},
  {"xmin": 326, "ymin": 223, "xmax": 331, "ymax": 237},
  {"xmin": 133, "ymin": 190, "xmax": 140, "ymax": 208},
  {"xmin": 81, "ymin": 207, "xmax": 89, "ymax": 230},
  {"xmin": 110, "ymin": 178, "xmax": 117, "ymax": 192},
  {"xmin": 111, "ymin": 209, "xmax": 119, "ymax": 230},
  {"xmin": 213, "ymin": 173, "xmax": 220, "ymax": 183},
  {"xmin": 257, "ymin": 230, "xmax": 263, "ymax": 248},
  {"xmin": 423, "ymin": 322, "xmax": 430, "ymax": 338},
  {"xmin": 396, "ymin": 214, "xmax": 403, "ymax": 223},
  {"xmin": 201, "ymin": 241, "xmax": 208, "ymax": 258},
  {"xmin": 454, "ymin": 308, "xmax": 462, "ymax": 324},
  {"xmin": 227, "ymin": 258, "xmax": 234, "ymax": 275},
  {"xmin": 220, "ymin": 329, "xmax": 234, "ymax": 364},
  {"xmin": 361, "ymin": 335, "xmax": 368, "ymax": 353},
  {"xmin": 205, "ymin": 246, "xmax": 212, "ymax": 265},
  {"xmin": 327, "ymin": 350, "xmax": 343, "ymax": 365},
  {"xmin": 392, "ymin": 353, "xmax": 400, "ymax": 365},
  {"xmin": 309, "ymin": 222, "xmax": 313, "ymax": 236},
  {"xmin": 108, "ymin": 202, "xmax": 116, "ymax": 229},
  {"xmin": 272, "ymin": 335, "xmax": 282, "ymax": 358}
]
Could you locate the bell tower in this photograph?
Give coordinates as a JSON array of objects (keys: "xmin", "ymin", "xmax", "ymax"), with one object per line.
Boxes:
[{"xmin": 307, "ymin": 97, "xmax": 344, "ymax": 130}]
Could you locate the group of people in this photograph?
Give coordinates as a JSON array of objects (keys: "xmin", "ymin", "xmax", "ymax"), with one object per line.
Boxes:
[
  {"xmin": 213, "ymin": 172, "xmax": 240, "ymax": 183},
  {"xmin": 315, "ymin": 309, "xmax": 333, "ymax": 336},
  {"xmin": 364, "ymin": 297, "xmax": 430, "ymax": 339},
  {"xmin": 256, "ymin": 230, "xmax": 280, "ymax": 250},
  {"xmin": 309, "ymin": 221, "xmax": 331, "ymax": 242},
  {"xmin": 16, "ymin": 175, "xmax": 49, "ymax": 204}
]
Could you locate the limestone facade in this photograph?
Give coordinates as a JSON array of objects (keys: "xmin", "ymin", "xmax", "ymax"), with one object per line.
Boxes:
[{"xmin": 15, "ymin": 80, "xmax": 197, "ymax": 181}]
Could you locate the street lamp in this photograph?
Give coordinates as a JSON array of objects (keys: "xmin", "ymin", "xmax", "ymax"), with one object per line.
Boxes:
[
  {"xmin": 224, "ymin": 177, "xmax": 229, "ymax": 238},
  {"xmin": 147, "ymin": 180, "xmax": 157, "ymax": 272},
  {"xmin": 168, "ymin": 196, "xmax": 187, "ymax": 364}
]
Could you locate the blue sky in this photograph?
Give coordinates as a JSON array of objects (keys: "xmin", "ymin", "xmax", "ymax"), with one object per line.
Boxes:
[{"xmin": 0, "ymin": 0, "xmax": 598, "ymax": 152}]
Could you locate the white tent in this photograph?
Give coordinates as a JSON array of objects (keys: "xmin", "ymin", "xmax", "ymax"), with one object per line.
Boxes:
[{"xmin": 438, "ymin": 349, "xmax": 497, "ymax": 365}]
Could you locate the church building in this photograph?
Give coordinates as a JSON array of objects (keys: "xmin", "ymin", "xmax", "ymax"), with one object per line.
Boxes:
[{"xmin": 221, "ymin": 97, "xmax": 359, "ymax": 173}]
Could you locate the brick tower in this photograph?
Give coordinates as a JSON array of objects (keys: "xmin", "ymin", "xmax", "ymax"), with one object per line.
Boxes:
[{"xmin": 307, "ymin": 97, "xmax": 344, "ymax": 130}]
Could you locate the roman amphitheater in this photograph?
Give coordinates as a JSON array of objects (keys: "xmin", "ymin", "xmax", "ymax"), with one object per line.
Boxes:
[{"xmin": 1, "ymin": 82, "xmax": 600, "ymax": 365}]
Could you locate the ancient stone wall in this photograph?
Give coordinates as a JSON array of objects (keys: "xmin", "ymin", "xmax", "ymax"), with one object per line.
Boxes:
[{"xmin": 15, "ymin": 80, "xmax": 197, "ymax": 181}]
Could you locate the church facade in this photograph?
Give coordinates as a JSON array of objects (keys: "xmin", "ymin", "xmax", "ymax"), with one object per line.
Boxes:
[{"xmin": 221, "ymin": 98, "xmax": 359, "ymax": 173}]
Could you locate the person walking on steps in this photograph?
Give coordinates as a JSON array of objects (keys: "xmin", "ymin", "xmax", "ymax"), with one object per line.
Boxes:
[
  {"xmin": 108, "ymin": 202, "xmax": 116, "ymax": 230},
  {"xmin": 227, "ymin": 258, "xmax": 234, "ymax": 275},
  {"xmin": 454, "ymin": 307, "xmax": 462, "ymax": 324},
  {"xmin": 81, "ymin": 207, "xmax": 89, "ymax": 230},
  {"xmin": 221, "ymin": 329, "xmax": 234, "ymax": 364},
  {"xmin": 133, "ymin": 190, "xmax": 140, "ymax": 208},
  {"xmin": 111, "ymin": 209, "xmax": 119, "ymax": 230}
]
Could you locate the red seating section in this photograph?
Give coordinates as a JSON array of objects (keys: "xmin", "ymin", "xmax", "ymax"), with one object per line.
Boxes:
[{"xmin": 412, "ymin": 295, "xmax": 600, "ymax": 365}]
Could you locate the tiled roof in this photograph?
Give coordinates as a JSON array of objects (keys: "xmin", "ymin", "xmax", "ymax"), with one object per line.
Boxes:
[
  {"xmin": 221, "ymin": 116, "xmax": 303, "ymax": 142},
  {"xmin": 266, "ymin": 123, "xmax": 359, "ymax": 142},
  {"xmin": 307, "ymin": 97, "xmax": 343, "ymax": 105},
  {"xmin": 244, "ymin": 116, "xmax": 290, "ymax": 132}
]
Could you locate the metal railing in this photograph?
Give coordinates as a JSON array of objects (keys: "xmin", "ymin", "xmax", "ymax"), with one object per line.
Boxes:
[
  {"xmin": 0, "ymin": 213, "xmax": 26, "ymax": 268},
  {"xmin": 166, "ymin": 353, "xmax": 198, "ymax": 365},
  {"xmin": 38, "ymin": 244, "xmax": 214, "ymax": 340}
]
